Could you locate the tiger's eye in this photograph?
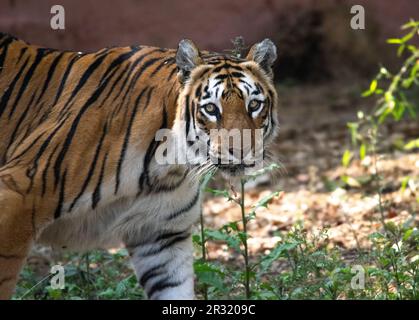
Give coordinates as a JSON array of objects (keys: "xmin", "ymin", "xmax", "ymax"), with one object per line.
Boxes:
[
  {"xmin": 204, "ymin": 103, "xmax": 217, "ymax": 115},
  {"xmin": 248, "ymin": 99, "xmax": 261, "ymax": 112}
]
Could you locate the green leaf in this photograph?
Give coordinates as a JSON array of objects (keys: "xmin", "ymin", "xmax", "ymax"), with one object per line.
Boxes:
[
  {"xmin": 410, "ymin": 61, "xmax": 419, "ymax": 78},
  {"xmin": 369, "ymin": 232, "xmax": 385, "ymax": 240},
  {"xmin": 228, "ymin": 221, "xmax": 240, "ymax": 231},
  {"xmin": 250, "ymin": 191, "xmax": 279, "ymax": 214},
  {"xmin": 238, "ymin": 231, "xmax": 249, "ymax": 244},
  {"xmin": 404, "ymin": 138, "xmax": 419, "ymax": 150},
  {"xmin": 400, "ymin": 31, "xmax": 415, "ymax": 43},
  {"xmin": 342, "ymin": 150, "xmax": 352, "ymax": 167},
  {"xmin": 259, "ymin": 242, "xmax": 299, "ymax": 273},
  {"xmin": 205, "ymin": 229, "xmax": 241, "ymax": 252},
  {"xmin": 397, "ymin": 44, "xmax": 405, "ymax": 57},
  {"xmin": 341, "ymin": 175, "xmax": 361, "ymax": 188},
  {"xmin": 400, "ymin": 176, "xmax": 410, "ymax": 193},
  {"xmin": 243, "ymin": 163, "xmax": 281, "ymax": 183},
  {"xmin": 205, "ymin": 188, "xmax": 235, "ymax": 201},
  {"xmin": 401, "ymin": 19, "xmax": 419, "ymax": 29},
  {"xmin": 192, "ymin": 234, "xmax": 202, "ymax": 246},
  {"xmin": 387, "ymin": 38, "xmax": 402, "ymax": 44},
  {"xmin": 369, "ymin": 79, "xmax": 378, "ymax": 92},
  {"xmin": 347, "ymin": 122, "xmax": 359, "ymax": 145},
  {"xmin": 403, "ymin": 228, "xmax": 414, "ymax": 241},
  {"xmin": 359, "ymin": 143, "xmax": 367, "ymax": 160},
  {"xmin": 362, "ymin": 88, "xmax": 374, "ymax": 97},
  {"xmin": 194, "ymin": 261, "xmax": 227, "ymax": 292}
]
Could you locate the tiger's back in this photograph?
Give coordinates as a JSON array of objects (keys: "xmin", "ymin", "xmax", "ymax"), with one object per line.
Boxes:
[{"xmin": 0, "ymin": 33, "xmax": 181, "ymax": 211}]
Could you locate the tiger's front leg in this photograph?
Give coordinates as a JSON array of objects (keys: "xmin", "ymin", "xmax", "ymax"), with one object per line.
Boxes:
[
  {"xmin": 123, "ymin": 190, "xmax": 201, "ymax": 300},
  {"xmin": 127, "ymin": 227, "xmax": 195, "ymax": 299},
  {"xmin": 0, "ymin": 175, "xmax": 37, "ymax": 299}
]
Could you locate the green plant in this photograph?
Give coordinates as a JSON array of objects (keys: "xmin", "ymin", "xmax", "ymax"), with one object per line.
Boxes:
[
  {"xmin": 194, "ymin": 164, "xmax": 280, "ymax": 299},
  {"xmin": 347, "ymin": 19, "xmax": 419, "ymax": 162},
  {"xmin": 14, "ymin": 249, "xmax": 143, "ymax": 300},
  {"xmin": 337, "ymin": 19, "xmax": 419, "ymax": 300}
]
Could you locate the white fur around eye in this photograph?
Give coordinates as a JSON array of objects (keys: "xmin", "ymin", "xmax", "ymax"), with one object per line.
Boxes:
[
  {"xmin": 197, "ymin": 76, "xmax": 224, "ymax": 122},
  {"xmin": 199, "ymin": 107, "xmax": 218, "ymax": 122},
  {"xmin": 249, "ymin": 100, "xmax": 265, "ymax": 118}
]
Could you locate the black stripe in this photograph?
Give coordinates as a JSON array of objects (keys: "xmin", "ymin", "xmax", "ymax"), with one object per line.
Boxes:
[
  {"xmin": 166, "ymin": 190, "xmax": 200, "ymax": 220},
  {"xmin": 35, "ymin": 52, "xmax": 65, "ymax": 105},
  {"xmin": 0, "ymin": 35, "xmax": 14, "ymax": 75},
  {"xmin": 41, "ymin": 144, "xmax": 60, "ymax": 197},
  {"xmin": 54, "ymin": 169, "xmax": 67, "ymax": 219},
  {"xmin": 101, "ymin": 62, "xmax": 131, "ymax": 104},
  {"xmin": 6, "ymin": 89, "xmax": 38, "ymax": 152},
  {"xmin": 0, "ymin": 56, "xmax": 30, "ymax": 118},
  {"xmin": 155, "ymin": 229, "xmax": 190, "ymax": 242},
  {"xmin": 231, "ymin": 71, "xmax": 245, "ymax": 78},
  {"xmin": 143, "ymin": 232, "xmax": 190, "ymax": 257},
  {"xmin": 100, "ymin": 48, "xmax": 138, "ymax": 83},
  {"xmin": 69, "ymin": 123, "xmax": 108, "ymax": 211},
  {"xmin": 202, "ymin": 85, "xmax": 211, "ymax": 100},
  {"xmin": 150, "ymin": 57, "xmax": 175, "ymax": 77},
  {"xmin": 53, "ymin": 54, "xmax": 78, "ymax": 106},
  {"xmin": 0, "ymin": 254, "xmax": 23, "ymax": 259},
  {"xmin": 184, "ymin": 95, "xmax": 191, "ymax": 137},
  {"xmin": 212, "ymin": 63, "xmax": 244, "ymax": 73},
  {"xmin": 239, "ymin": 79, "xmax": 252, "ymax": 88},
  {"xmin": 9, "ymin": 99, "xmax": 46, "ymax": 154},
  {"xmin": 60, "ymin": 54, "xmax": 107, "ymax": 113},
  {"xmin": 214, "ymin": 74, "xmax": 229, "ymax": 81},
  {"xmin": 115, "ymin": 87, "xmax": 148, "ymax": 194},
  {"xmin": 115, "ymin": 54, "xmax": 161, "ymax": 115},
  {"xmin": 16, "ymin": 47, "xmax": 28, "ymax": 64},
  {"xmin": 194, "ymin": 67, "xmax": 212, "ymax": 79},
  {"xmin": 191, "ymin": 101, "xmax": 196, "ymax": 130},
  {"xmin": 92, "ymin": 152, "xmax": 108, "ymax": 209},
  {"xmin": 139, "ymin": 261, "xmax": 169, "ymax": 287},
  {"xmin": 147, "ymin": 276, "xmax": 185, "ymax": 299},
  {"xmin": 8, "ymin": 49, "xmax": 50, "ymax": 119},
  {"xmin": 138, "ymin": 136, "xmax": 158, "ymax": 193},
  {"xmin": 242, "ymin": 83, "xmax": 250, "ymax": 96},
  {"xmin": 167, "ymin": 66, "xmax": 178, "ymax": 81},
  {"xmin": 111, "ymin": 50, "xmax": 153, "ymax": 104},
  {"xmin": 31, "ymin": 113, "xmax": 72, "ymax": 194},
  {"xmin": 142, "ymin": 86, "xmax": 154, "ymax": 111},
  {"xmin": 7, "ymin": 131, "xmax": 46, "ymax": 163},
  {"xmin": 195, "ymin": 84, "xmax": 202, "ymax": 99},
  {"xmin": 123, "ymin": 56, "xmax": 162, "ymax": 102},
  {"xmin": 138, "ymin": 105, "xmax": 167, "ymax": 193},
  {"xmin": 151, "ymin": 170, "xmax": 188, "ymax": 193}
]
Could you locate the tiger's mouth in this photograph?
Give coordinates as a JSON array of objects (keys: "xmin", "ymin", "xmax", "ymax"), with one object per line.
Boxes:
[{"xmin": 216, "ymin": 163, "xmax": 257, "ymax": 177}]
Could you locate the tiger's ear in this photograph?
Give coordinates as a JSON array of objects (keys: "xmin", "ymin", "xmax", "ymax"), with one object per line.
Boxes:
[
  {"xmin": 176, "ymin": 39, "xmax": 202, "ymax": 83},
  {"xmin": 246, "ymin": 39, "xmax": 277, "ymax": 77}
]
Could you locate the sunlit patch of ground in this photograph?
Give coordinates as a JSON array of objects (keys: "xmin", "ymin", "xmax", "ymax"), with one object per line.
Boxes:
[{"xmin": 204, "ymin": 153, "xmax": 418, "ymax": 262}]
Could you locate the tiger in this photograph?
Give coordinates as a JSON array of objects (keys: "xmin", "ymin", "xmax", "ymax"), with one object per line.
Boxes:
[{"xmin": 0, "ymin": 33, "xmax": 278, "ymax": 300}]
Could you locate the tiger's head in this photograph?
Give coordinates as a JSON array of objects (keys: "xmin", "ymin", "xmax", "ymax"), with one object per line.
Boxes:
[{"xmin": 172, "ymin": 39, "xmax": 278, "ymax": 177}]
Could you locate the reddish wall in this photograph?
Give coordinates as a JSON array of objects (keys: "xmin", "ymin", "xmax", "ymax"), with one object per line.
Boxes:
[
  {"xmin": 1, "ymin": 0, "xmax": 418, "ymax": 80},
  {"xmin": 0, "ymin": 0, "xmax": 417, "ymax": 51}
]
